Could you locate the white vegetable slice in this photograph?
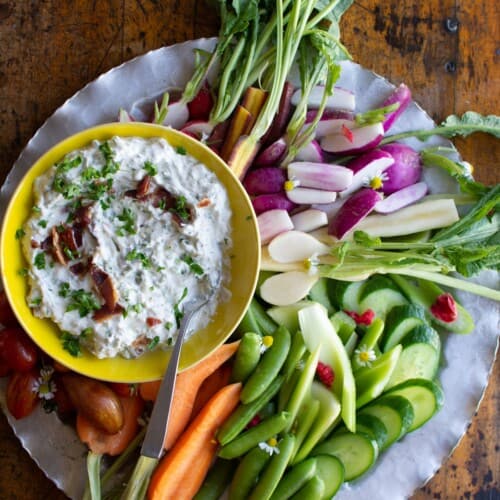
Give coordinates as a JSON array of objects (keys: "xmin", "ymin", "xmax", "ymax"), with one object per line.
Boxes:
[
  {"xmin": 261, "ymin": 246, "xmax": 304, "ymax": 272},
  {"xmin": 374, "ymin": 181, "xmax": 428, "ymax": 213},
  {"xmin": 320, "ymin": 122, "xmax": 384, "ymax": 155},
  {"xmin": 293, "ymin": 140, "xmax": 325, "ymax": 162},
  {"xmin": 159, "ymin": 101, "xmax": 189, "ymax": 129},
  {"xmin": 291, "ymin": 209, "xmax": 328, "ymax": 232},
  {"xmin": 291, "ymin": 85, "xmax": 356, "ymax": 111},
  {"xmin": 180, "ymin": 120, "xmax": 215, "ymax": 137},
  {"xmin": 288, "ymin": 162, "xmax": 353, "ymax": 191},
  {"xmin": 260, "ymin": 271, "xmax": 319, "ymax": 306},
  {"xmin": 257, "ymin": 209, "xmax": 294, "ymax": 245},
  {"xmin": 286, "ymin": 187, "xmax": 337, "ymax": 205},
  {"xmin": 268, "ymin": 230, "xmax": 330, "ymax": 263}
]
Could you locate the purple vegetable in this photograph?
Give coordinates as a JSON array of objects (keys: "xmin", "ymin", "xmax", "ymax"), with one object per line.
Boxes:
[
  {"xmin": 381, "ymin": 83, "xmax": 412, "ymax": 132},
  {"xmin": 257, "ymin": 209, "xmax": 294, "ymax": 245},
  {"xmin": 254, "ymin": 137, "xmax": 288, "ymax": 166},
  {"xmin": 252, "ymin": 192, "xmax": 297, "ymax": 215},
  {"xmin": 288, "ymin": 162, "xmax": 353, "ymax": 191},
  {"xmin": 379, "ymin": 143, "xmax": 422, "ymax": 194},
  {"xmin": 243, "ymin": 167, "xmax": 287, "ymax": 195},
  {"xmin": 291, "ymin": 85, "xmax": 356, "ymax": 111},
  {"xmin": 320, "ymin": 122, "xmax": 385, "ymax": 155},
  {"xmin": 329, "ymin": 188, "xmax": 382, "ymax": 239},
  {"xmin": 293, "ymin": 140, "xmax": 325, "ymax": 162},
  {"xmin": 286, "ymin": 187, "xmax": 337, "ymax": 205},
  {"xmin": 374, "ymin": 181, "xmax": 428, "ymax": 214},
  {"xmin": 263, "ymin": 82, "xmax": 295, "ymax": 145},
  {"xmin": 304, "ymin": 109, "xmax": 354, "ymax": 123},
  {"xmin": 301, "ymin": 109, "xmax": 355, "ymax": 139}
]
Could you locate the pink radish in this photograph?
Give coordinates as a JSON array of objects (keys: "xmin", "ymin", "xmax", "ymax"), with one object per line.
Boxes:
[
  {"xmin": 291, "ymin": 209, "xmax": 328, "ymax": 232},
  {"xmin": 311, "ymin": 198, "xmax": 346, "ymax": 219},
  {"xmin": 254, "ymin": 137, "xmax": 288, "ymax": 166},
  {"xmin": 287, "ymin": 162, "xmax": 353, "ymax": 191},
  {"xmin": 187, "ymin": 83, "xmax": 213, "ymax": 120},
  {"xmin": 243, "ymin": 167, "xmax": 287, "ymax": 195},
  {"xmin": 291, "ymin": 85, "xmax": 356, "ymax": 112},
  {"xmin": 157, "ymin": 100, "xmax": 189, "ymax": 129},
  {"xmin": 381, "ymin": 83, "xmax": 412, "ymax": 132},
  {"xmin": 302, "ymin": 110, "xmax": 355, "ymax": 139},
  {"xmin": 340, "ymin": 149, "xmax": 394, "ymax": 198},
  {"xmin": 252, "ymin": 193, "xmax": 297, "ymax": 215},
  {"xmin": 118, "ymin": 109, "xmax": 134, "ymax": 122},
  {"xmin": 286, "ymin": 187, "xmax": 337, "ymax": 205},
  {"xmin": 180, "ymin": 120, "xmax": 215, "ymax": 139},
  {"xmin": 320, "ymin": 122, "xmax": 385, "ymax": 155},
  {"xmin": 379, "ymin": 143, "xmax": 422, "ymax": 195},
  {"xmin": 263, "ymin": 82, "xmax": 295, "ymax": 145},
  {"xmin": 329, "ymin": 188, "xmax": 382, "ymax": 239},
  {"xmin": 293, "ymin": 140, "xmax": 325, "ymax": 162},
  {"xmin": 257, "ymin": 209, "xmax": 294, "ymax": 244},
  {"xmin": 374, "ymin": 182, "xmax": 428, "ymax": 213},
  {"xmin": 305, "ymin": 109, "xmax": 354, "ymax": 123}
]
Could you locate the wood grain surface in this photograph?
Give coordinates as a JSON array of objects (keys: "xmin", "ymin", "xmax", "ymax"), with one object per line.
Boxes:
[{"xmin": 0, "ymin": 1, "xmax": 498, "ymax": 498}]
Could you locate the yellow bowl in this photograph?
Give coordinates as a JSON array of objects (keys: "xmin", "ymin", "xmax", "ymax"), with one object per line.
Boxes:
[{"xmin": 0, "ymin": 123, "xmax": 260, "ymax": 382}]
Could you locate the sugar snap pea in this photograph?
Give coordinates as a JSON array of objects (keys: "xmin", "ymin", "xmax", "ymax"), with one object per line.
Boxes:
[
  {"xmin": 282, "ymin": 330, "xmax": 306, "ymax": 381},
  {"xmin": 217, "ymin": 376, "xmax": 283, "ymax": 446},
  {"xmin": 218, "ymin": 411, "xmax": 290, "ymax": 459},
  {"xmin": 290, "ymin": 476, "xmax": 325, "ymax": 500},
  {"xmin": 240, "ymin": 325, "xmax": 291, "ymax": 404},
  {"xmin": 278, "ymin": 368, "xmax": 300, "ymax": 411},
  {"xmin": 231, "ymin": 332, "xmax": 262, "ymax": 383},
  {"xmin": 193, "ymin": 458, "xmax": 236, "ymax": 500},
  {"xmin": 248, "ymin": 434, "xmax": 296, "ymax": 500},
  {"xmin": 290, "ymin": 398, "xmax": 320, "ymax": 464},
  {"xmin": 251, "ymin": 297, "xmax": 278, "ymax": 335},
  {"xmin": 269, "ymin": 457, "xmax": 317, "ymax": 500}
]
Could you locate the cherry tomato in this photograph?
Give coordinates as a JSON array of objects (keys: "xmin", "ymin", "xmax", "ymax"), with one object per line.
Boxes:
[
  {"xmin": 110, "ymin": 382, "xmax": 138, "ymax": 397},
  {"xmin": 0, "ymin": 326, "xmax": 39, "ymax": 372},
  {"xmin": 6, "ymin": 370, "xmax": 39, "ymax": 419},
  {"xmin": 0, "ymin": 290, "xmax": 17, "ymax": 326}
]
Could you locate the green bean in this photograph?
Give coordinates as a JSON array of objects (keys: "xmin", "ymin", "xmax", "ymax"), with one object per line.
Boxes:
[
  {"xmin": 217, "ymin": 376, "xmax": 283, "ymax": 446},
  {"xmin": 248, "ymin": 434, "xmax": 296, "ymax": 500},
  {"xmin": 228, "ymin": 447, "xmax": 271, "ymax": 500},
  {"xmin": 278, "ymin": 368, "xmax": 300, "ymax": 412},
  {"xmin": 241, "ymin": 325, "xmax": 291, "ymax": 404},
  {"xmin": 218, "ymin": 411, "xmax": 290, "ymax": 459},
  {"xmin": 269, "ymin": 457, "xmax": 317, "ymax": 500},
  {"xmin": 193, "ymin": 458, "xmax": 236, "ymax": 500},
  {"xmin": 231, "ymin": 332, "xmax": 262, "ymax": 382},
  {"xmin": 236, "ymin": 300, "xmax": 263, "ymax": 337},
  {"xmin": 290, "ymin": 398, "xmax": 320, "ymax": 464},
  {"xmin": 289, "ymin": 476, "xmax": 325, "ymax": 499},
  {"xmin": 282, "ymin": 330, "xmax": 306, "ymax": 381},
  {"xmin": 251, "ymin": 297, "xmax": 278, "ymax": 335}
]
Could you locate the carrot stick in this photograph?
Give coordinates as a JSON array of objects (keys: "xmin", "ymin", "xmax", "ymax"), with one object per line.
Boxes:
[
  {"xmin": 220, "ymin": 105, "xmax": 252, "ymax": 162},
  {"xmin": 147, "ymin": 382, "xmax": 242, "ymax": 500},
  {"xmin": 241, "ymin": 87, "xmax": 268, "ymax": 131}
]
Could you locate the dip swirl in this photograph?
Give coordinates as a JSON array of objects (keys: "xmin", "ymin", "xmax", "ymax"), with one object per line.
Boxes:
[{"xmin": 22, "ymin": 136, "xmax": 232, "ymax": 358}]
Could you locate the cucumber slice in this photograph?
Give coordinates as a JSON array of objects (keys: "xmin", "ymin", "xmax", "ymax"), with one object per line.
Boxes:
[
  {"xmin": 355, "ymin": 413, "xmax": 389, "ymax": 450},
  {"xmin": 267, "ymin": 301, "xmax": 319, "ymax": 333},
  {"xmin": 358, "ymin": 275, "xmax": 408, "ymax": 319},
  {"xmin": 330, "ymin": 310, "xmax": 357, "ymax": 343},
  {"xmin": 290, "ymin": 477, "xmax": 325, "ymax": 500},
  {"xmin": 308, "ymin": 278, "xmax": 335, "ymax": 314},
  {"xmin": 312, "ymin": 431, "xmax": 378, "ymax": 481},
  {"xmin": 385, "ymin": 325, "xmax": 441, "ymax": 389},
  {"xmin": 385, "ymin": 378, "xmax": 444, "ymax": 431},
  {"xmin": 314, "ymin": 454, "xmax": 344, "ymax": 499},
  {"xmin": 381, "ymin": 304, "xmax": 427, "ymax": 351},
  {"xmin": 327, "ymin": 280, "xmax": 364, "ymax": 312},
  {"xmin": 270, "ymin": 457, "xmax": 317, "ymax": 500}
]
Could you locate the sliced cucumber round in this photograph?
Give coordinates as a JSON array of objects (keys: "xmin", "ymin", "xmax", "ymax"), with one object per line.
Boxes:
[
  {"xmin": 385, "ymin": 378, "xmax": 444, "ymax": 432},
  {"xmin": 358, "ymin": 275, "xmax": 408, "ymax": 319},
  {"xmin": 308, "ymin": 278, "xmax": 335, "ymax": 314},
  {"xmin": 315, "ymin": 454, "xmax": 345, "ymax": 499},
  {"xmin": 355, "ymin": 413, "xmax": 389, "ymax": 450},
  {"xmin": 381, "ymin": 304, "xmax": 427, "ymax": 351},
  {"xmin": 312, "ymin": 431, "xmax": 378, "ymax": 481},
  {"xmin": 327, "ymin": 279, "xmax": 364, "ymax": 312},
  {"xmin": 359, "ymin": 394, "xmax": 414, "ymax": 449}
]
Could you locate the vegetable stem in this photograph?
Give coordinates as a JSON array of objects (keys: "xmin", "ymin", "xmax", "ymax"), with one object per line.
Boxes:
[{"xmin": 120, "ymin": 455, "xmax": 158, "ymax": 500}]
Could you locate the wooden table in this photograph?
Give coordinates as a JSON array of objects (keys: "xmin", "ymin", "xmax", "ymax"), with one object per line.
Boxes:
[{"xmin": 0, "ymin": 1, "xmax": 498, "ymax": 498}]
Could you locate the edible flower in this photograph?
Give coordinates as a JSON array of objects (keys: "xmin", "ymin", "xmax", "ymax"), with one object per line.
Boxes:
[
  {"xmin": 33, "ymin": 366, "xmax": 56, "ymax": 400},
  {"xmin": 354, "ymin": 345, "xmax": 377, "ymax": 367},
  {"xmin": 260, "ymin": 335, "xmax": 274, "ymax": 354},
  {"xmin": 258, "ymin": 437, "xmax": 280, "ymax": 456},
  {"xmin": 345, "ymin": 309, "xmax": 376, "ymax": 326},
  {"xmin": 316, "ymin": 361, "xmax": 335, "ymax": 388},
  {"xmin": 341, "ymin": 123, "xmax": 354, "ymax": 143},
  {"xmin": 363, "ymin": 170, "xmax": 389, "ymax": 190},
  {"xmin": 430, "ymin": 293, "xmax": 458, "ymax": 322},
  {"xmin": 304, "ymin": 253, "xmax": 320, "ymax": 276},
  {"xmin": 284, "ymin": 178, "xmax": 300, "ymax": 191}
]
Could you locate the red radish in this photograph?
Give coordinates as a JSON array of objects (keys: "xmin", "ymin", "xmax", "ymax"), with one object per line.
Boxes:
[
  {"xmin": 320, "ymin": 122, "xmax": 385, "ymax": 155},
  {"xmin": 302, "ymin": 109, "xmax": 355, "ymax": 139},
  {"xmin": 254, "ymin": 137, "xmax": 288, "ymax": 166},
  {"xmin": 381, "ymin": 83, "xmax": 412, "ymax": 132},
  {"xmin": 340, "ymin": 149, "xmax": 394, "ymax": 198},
  {"xmin": 311, "ymin": 198, "xmax": 346, "ymax": 219},
  {"xmin": 291, "ymin": 85, "xmax": 356, "ymax": 112},
  {"xmin": 157, "ymin": 101, "xmax": 189, "ymax": 129},
  {"xmin": 374, "ymin": 182, "xmax": 428, "ymax": 213},
  {"xmin": 263, "ymin": 82, "xmax": 295, "ymax": 145},
  {"xmin": 286, "ymin": 187, "xmax": 337, "ymax": 205},
  {"xmin": 257, "ymin": 209, "xmax": 294, "ymax": 244},
  {"xmin": 187, "ymin": 83, "xmax": 213, "ymax": 120},
  {"xmin": 305, "ymin": 109, "xmax": 355, "ymax": 124},
  {"xmin": 291, "ymin": 209, "xmax": 328, "ymax": 232},
  {"xmin": 207, "ymin": 121, "xmax": 230, "ymax": 151},
  {"xmin": 287, "ymin": 162, "xmax": 353, "ymax": 191},
  {"xmin": 252, "ymin": 193, "xmax": 297, "ymax": 215},
  {"xmin": 329, "ymin": 188, "xmax": 382, "ymax": 239},
  {"xmin": 293, "ymin": 140, "xmax": 325, "ymax": 162},
  {"xmin": 379, "ymin": 143, "xmax": 423, "ymax": 194},
  {"xmin": 243, "ymin": 167, "xmax": 287, "ymax": 195},
  {"xmin": 118, "ymin": 109, "xmax": 134, "ymax": 122},
  {"xmin": 180, "ymin": 120, "xmax": 215, "ymax": 140}
]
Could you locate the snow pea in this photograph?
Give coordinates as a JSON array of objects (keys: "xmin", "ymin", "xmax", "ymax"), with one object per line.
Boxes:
[
  {"xmin": 269, "ymin": 457, "xmax": 317, "ymax": 500},
  {"xmin": 228, "ymin": 447, "xmax": 271, "ymax": 500},
  {"xmin": 193, "ymin": 458, "xmax": 236, "ymax": 500},
  {"xmin": 282, "ymin": 330, "xmax": 306, "ymax": 381},
  {"xmin": 231, "ymin": 332, "xmax": 262, "ymax": 382}
]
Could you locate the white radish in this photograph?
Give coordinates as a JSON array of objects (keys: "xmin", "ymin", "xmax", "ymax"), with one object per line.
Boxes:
[
  {"xmin": 307, "ymin": 118, "xmax": 357, "ymax": 139},
  {"xmin": 260, "ymin": 271, "xmax": 319, "ymax": 306},
  {"xmin": 291, "ymin": 209, "xmax": 328, "ymax": 232},
  {"xmin": 374, "ymin": 182, "xmax": 428, "ymax": 214},
  {"xmin": 288, "ymin": 162, "xmax": 353, "ymax": 191},
  {"xmin": 261, "ymin": 246, "xmax": 303, "ymax": 272},
  {"xmin": 257, "ymin": 209, "xmax": 294, "ymax": 245},
  {"xmin": 291, "ymin": 85, "xmax": 356, "ymax": 112},
  {"xmin": 268, "ymin": 230, "xmax": 330, "ymax": 263},
  {"xmin": 286, "ymin": 187, "xmax": 337, "ymax": 204},
  {"xmin": 293, "ymin": 140, "xmax": 325, "ymax": 162},
  {"xmin": 320, "ymin": 122, "xmax": 385, "ymax": 155},
  {"xmin": 159, "ymin": 101, "xmax": 189, "ymax": 129}
]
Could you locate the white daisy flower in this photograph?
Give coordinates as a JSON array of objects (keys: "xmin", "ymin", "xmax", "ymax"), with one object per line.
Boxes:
[
  {"xmin": 33, "ymin": 366, "xmax": 57, "ymax": 400},
  {"xmin": 258, "ymin": 437, "xmax": 280, "ymax": 456},
  {"xmin": 354, "ymin": 345, "xmax": 377, "ymax": 367},
  {"xmin": 362, "ymin": 170, "xmax": 389, "ymax": 190}
]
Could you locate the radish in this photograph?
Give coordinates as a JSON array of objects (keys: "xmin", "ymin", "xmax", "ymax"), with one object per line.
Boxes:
[
  {"xmin": 286, "ymin": 187, "xmax": 337, "ymax": 204},
  {"xmin": 257, "ymin": 209, "xmax": 294, "ymax": 245},
  {"xmin": 118, "ymin": 108, "xmax": 134, "ymax": 122},
  {"xmin": 268, "ymin": 230, "xmax": 330, "ymax": 263},
  {"xmin": 252, "ymin": 193, "xmax": 297, "ymax": 215},
  {"xmin": 157, "ymin": 100, "xmax": 189, "ymax": 129},
  {"xmin": 263, "ymin": 81, "xmax": 295, "ymax": 145},
  {"xmin": 302, "ymin": 110, "xmax": 355, "ymax": 139},
  {"xmin": 187, "ymin": 83, "xmax": 213, "ymax": 120},
  {"xmin": 329, "ymin": 188, "xmax": 382, "ymax": 239},
  {"xmin": 381, "ymin": 83, "xmax": 411, "ymax": 132},
  {"xmin": 293, "ymin": 140, "xmax": 325, "ymax": 162},
  {"xmin": 260, "ymin": 271, "xmax": 319, "ymax": 306},
  {"xmin": 180, "ymin": 120, "xmax": 215, "ymax": 140},
  {"xmin": 287, "ymin": 162, "xmax": 353, "ymax": 191},
  {"xmin": 312, "ymin": 198, "xmax": 346, "ymax": 219},
  {"xmin": 291, "ymin": 209, "xmax": 328, "ymax": 232},
  {"xmin": 254, "ymin": 137, "xmax": 288, "ymax": 166},
  {"xmin": 340, "ymin": 149, "xmax": 394, "ymax": 198},
  {"xmin": 374, "ymin": 182, "xmax": 428, "ymax": 214},
  {"xmin": 243, "ymin": 167, "xmax": 287, "ymax": 195},
  {"xmin": 305, "ymin": 109, "xmax": 355, "ymax": 123},
  {"xmin": 379, "ymin": 143, "xmax": 422, "ymax": 194},
  {"xmin": 320, "ymin": 122, "xmax": 385, "ymax": 155},
  {"xmin": 207, "ymin": 121, "xmax": 229, "ymax": 151},
  {"xmin": 291, "ymin": 85, "xmax": 356, "ymax": 112}
]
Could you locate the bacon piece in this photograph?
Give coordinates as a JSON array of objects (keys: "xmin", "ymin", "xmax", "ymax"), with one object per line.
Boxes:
[
  {"xmin": 51, "ymin": 227, "xmax": 67, "ymax": 265},
  {"xmin": 69, "ymin": 261, "xmax": 90, "ymax": 276},
  {"xmin": 197, "ymin": 197, "xmax": 211, "ymax": 208},
  {"xmin": 30, "ymin": 239, "xmax": 40, "ymax": 249},
  {"xmin": 93, "ymin": 304, "xmax": 124, "ymax": 322},
  {"xmin": 73, "ymin": 205, "xmax": 92, "ymax": 228},
  {"xmin": 148, "ymin": 187, "xmax": 176, "ymax": 210},
  {"xmin": 60, "ymin": 226, "xmax": 79, "ymax": 252},
  {"xmin": 146, "ymin": 317, "xmax": 162, "ymax": 327},
  {"xmin": 136, "ymin": 175, "xmax": 151, "ymax": 198},
  {"xmin": 90, "ymin": 264, "xmax": 119, "ymax": 311}
]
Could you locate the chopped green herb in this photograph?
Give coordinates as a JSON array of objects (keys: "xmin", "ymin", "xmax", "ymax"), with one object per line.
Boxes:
[
  {"xmin": 173, "ymin": 287, "xmax": 188, "ymax": 328},
  {"xmin": 169, "ymin": 195, "xmax": 190, "ymax": 222},
  {"xmin": 144, "ymin": 161, "xmax": 158, "ymax": 176},
  {"xmin": 63, "ymin": 246, "xmax": 79, "ymax": 260},
  {"xmin": 15, "ymin": 228, "xmax": 25, "ymax": 240},
  {"xmin": 148, "ymin": 336, "xmax": 160, "ymax": 350},
  {"xmin": 116, "ymin": 207, "xmax": 136, "ymax": 235},
  {"xmin": 18, "ymin": 268, "xmax": 29, "ymax": 277},
  {"xmin": 164, "ymin": 322, "xmax": 173, "ymax": 330},
  {"xmin": 158, "ymin": 198, "xmax": 167, "ymax": 210},
  {"xmin": 53, "ymin": 176, "xmax": 81, "ymax": 199},
  {"xmin": 61, "ymin": 331, "xmax": 82, "ymax": 357},
  {"xmin": 180, "ymin": 255, "xmax": 204, "ymax": 276},
  {"xmin": 81, "ymin": 327, "xmax": 93, "ymax": 337},
  {"xmin": 56, "ymin": 156, "xmax": 82, "ymax": 173},
  {"xmin": 126, "ymin": 249, "xmax": 151, "ymax": 268},
  {"xmin": 132, "ymin": 303, "xmax": 143, "ymax": 313},
  {"xmin": 86, "ymin": 180, "xmax": 110, "ymax": 201},
  {"xmin": 176, "ymin": 146, "xmax": 187, "ymax": 155},
  {"xmin": 81, "ymin": 166, "xmax": 101, "ymax": 181},
  {"xmin": 56, "ymin": 224, "xmax": 66, "ymax": 233},
  {"xmin": 99, "ymin": 141, "xmax": 120, "ymax": 177},
  {"xmin": 30, "ymin": 297, "xmax": 42, "ymax": 307},
  {"xmin": 38, "ymin": 220, "xmax": 48, "ymax": 228},
  {"xmin": 32, "ymin": 205, "xmax": 42, "ymax": 214},
  {"xmin": 166, "ymin": 337, "xmax": 173, "ymax": 346},
  {"xmin": 66, "ymin": 289, "xmax": 100, "ymax": 317},
  {"xmin": 58, "ymin": 282, "xmax": 70, "ymax": 298},
  {"xmin": 34, "ymin": 252, "xmax": 46, "ymax": 270}
]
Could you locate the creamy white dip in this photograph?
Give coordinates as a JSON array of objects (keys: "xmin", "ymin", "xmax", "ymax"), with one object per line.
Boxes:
[{"xmin": 22, "ymin": 136, "xmax": 232, "ymax": 358}]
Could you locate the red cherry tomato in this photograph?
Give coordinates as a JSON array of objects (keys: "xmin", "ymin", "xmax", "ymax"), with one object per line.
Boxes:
[
  {"xmin": 110, "ymin": 382, "xmax": 138, "ymax": 397},
  {"xmin": 0, "ymin": 290, "xmax": 17, "ymax": 326},
  {"xmin": 6, "ymin": 370, "xmax": 39, "ymax": 419},
  {"xmin": 0, "ymin": 326, "xmax": 39, "ymax": 372}
]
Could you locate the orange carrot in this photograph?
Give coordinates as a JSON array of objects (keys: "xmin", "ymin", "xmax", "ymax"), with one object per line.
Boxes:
[
  {"xmin": 76, "ymin": 395, "xmax": 144, "ymax": 456},
  {"xmin": 139, "ymin": 380, "xmax": 161, "ymax": 402},
  {"xmin": 147, "ymin": 382, "xmax": 242, "ymax": 500}
]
